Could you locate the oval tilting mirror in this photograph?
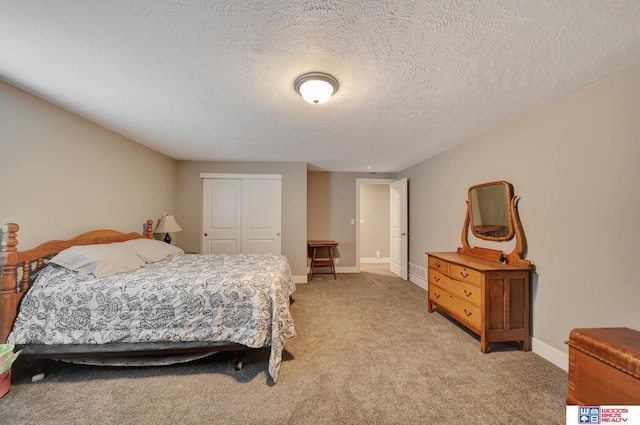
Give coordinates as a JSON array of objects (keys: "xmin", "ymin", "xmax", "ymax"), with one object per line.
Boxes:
[{"xmin": 469, "ymin": 181, "xmax": 514, "ymax": 241}]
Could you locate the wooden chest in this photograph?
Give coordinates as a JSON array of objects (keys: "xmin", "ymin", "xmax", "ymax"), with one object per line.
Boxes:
[{"xmin": 566, "ymin": 327, "xmax": 640, "ymax": 405}]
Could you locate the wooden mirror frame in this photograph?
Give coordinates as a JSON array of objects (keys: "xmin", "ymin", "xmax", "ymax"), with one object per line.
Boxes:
[
  {"xmin": 468, "ymin": 181, "xmax": 515, "ymax": 241},
  {"xmin": 458, "ymin": 181, "xmax": 531, "ymax": 267}
]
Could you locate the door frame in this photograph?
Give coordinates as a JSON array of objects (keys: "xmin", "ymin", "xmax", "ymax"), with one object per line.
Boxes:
[
  {"xmin": 355, "ymin": 178, "xmax": 395, "ymax": 273},
  {"xmin": 201, "ymin": 173, "xmax": 282, "ymax": 180}
]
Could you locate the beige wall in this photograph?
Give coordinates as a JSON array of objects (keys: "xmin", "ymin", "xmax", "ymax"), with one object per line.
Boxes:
[
  {"xmin": 399, "ymin": 62, "xmax": 640, "ymax": 356},
  {"xmin": 308, "ymin": 172, "xmax": 396, "ymax": 267},
  {"xmin": 175, "ymin": 161, "xmax": 307, "ymax": 278},
  {"xmin": 360, "ymin": 184, "xmax": 390, "ymax": 259},
  {"xmin": 0, "ymin": 80, "xmax": 177, "ymax": 249}
]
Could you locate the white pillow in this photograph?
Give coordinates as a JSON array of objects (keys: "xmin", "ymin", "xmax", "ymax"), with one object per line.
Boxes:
[
  {"xmin": 50, "ymin": 243, "xmax": 145, "ymax": 278},
  {"xmin": 120, "ymin": 238, "xmax": 184, "ymax": 263}
]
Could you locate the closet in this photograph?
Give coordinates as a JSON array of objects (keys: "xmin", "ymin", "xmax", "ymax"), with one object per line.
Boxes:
[{"xmin": 201, "ymin": 174, "xmax": 281, "ymax": 255}]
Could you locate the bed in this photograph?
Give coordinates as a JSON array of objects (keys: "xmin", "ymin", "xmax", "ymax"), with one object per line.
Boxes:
[{"xmin": 0, "ymin": 220, "xmax": 296, "ymax": 383}]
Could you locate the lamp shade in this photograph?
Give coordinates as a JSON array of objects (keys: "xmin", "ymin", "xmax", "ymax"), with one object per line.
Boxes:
[
  {"xmin": 294, "ymin": 72, "xmax": 339, "ymax": 105},
  {"xmin": 154, "ymin": 215, "xmax": 182, "ymax": 234}
]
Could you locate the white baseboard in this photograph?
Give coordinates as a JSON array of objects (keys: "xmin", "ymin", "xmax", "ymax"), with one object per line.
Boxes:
[
  {"xmin": 336, "ymin": 266, "xmax": 358, "ymax": 273},
  {"xmin": 306, "ymin": 266, "xmax": 359, "ymax": 274},
  {"xmin": 360, "ymin": 257, "xmax": 391, "ymax": 263},
  {"xmin": 531, "ymin": 337, "xmax": 568, "ymax": 372},
  {"xmin": 293, "ymin": 275, "xmax": 308, "ymax": 284},
  {"xmin": 305, "ymin": 267, "xmax": 428, "ymax": 278},
  {"xmin": 409, "ymin": 274, "xmax": 428, "ymax": 291}
]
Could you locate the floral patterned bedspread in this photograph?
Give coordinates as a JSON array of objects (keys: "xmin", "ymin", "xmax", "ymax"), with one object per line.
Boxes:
[{"xmin": 9, "ymin": 253, "xmax": 296, "ymax": 382}]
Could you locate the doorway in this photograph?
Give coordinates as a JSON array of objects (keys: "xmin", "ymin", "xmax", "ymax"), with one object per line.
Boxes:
[
  {"xmin": 355, "ymin": 178, "xmax": 408, "ymax": 279},
  {"xmin": 359, "ymin": 183, "xmax": 391, "ymax": 266}
]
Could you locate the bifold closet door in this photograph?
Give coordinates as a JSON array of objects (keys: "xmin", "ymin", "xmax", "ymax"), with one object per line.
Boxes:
[
  {"xmin": 202, "ymin": 178, "xmax": 281, "ymax": 255},
  {"xmin": 202, "ymin": 179, "xmax": 242, "ymax": 254},
  {"xmin": 242, "ymin": 179, "xmax": 281, "ymax": 254}
]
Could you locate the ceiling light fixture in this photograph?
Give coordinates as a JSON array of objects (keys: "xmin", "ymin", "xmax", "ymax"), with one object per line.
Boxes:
[{"xmin": 294, "ymin": 72, "xmax": 339, "ymax": 105}]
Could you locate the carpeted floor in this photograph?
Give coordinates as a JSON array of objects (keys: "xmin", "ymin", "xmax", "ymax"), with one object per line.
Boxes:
[{"xmin": 0, "ymin": 271, "xmax": 568, "ymax": 424}]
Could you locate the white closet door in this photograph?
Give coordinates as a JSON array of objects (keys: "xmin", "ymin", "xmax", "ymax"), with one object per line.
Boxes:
[
  {"xmin": 242, "ymin": 179, "xmax": 281, "ymax": 254},
  {"xmin": 201, "ymin": 176, "xmax": 281, "ymax": 255},
  {"xmin": 202, "ymin": 179, "xmax": 242, "ymax": 254}
]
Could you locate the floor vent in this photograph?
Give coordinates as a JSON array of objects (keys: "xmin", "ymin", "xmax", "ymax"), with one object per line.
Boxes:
[{"xmin": 409, "ymin": 263, "xmax": 427, "ymax": 280}]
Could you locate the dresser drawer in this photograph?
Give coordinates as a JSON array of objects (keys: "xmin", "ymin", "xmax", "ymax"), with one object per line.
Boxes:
[
  {"xmin": 430, "ymin": 270, "xmax": 481, "ymax": 307},
  {"xmin": 449, "ymin": 264, "xmax": 482, "ymax": 286},
  {"xmin": 429, "ymin": 269, "xmax": 451, "ymax": 287},
  {"xmin": 430, "ymin": 285, "xmax": 481, "ymax": 330},
  {"xmin": 448, "ymin": 278, "xmax": 481, "ymax": 307},
  {"xmin": 429, "ymin": 284, "xmax": 450, "ymax": 309},
  {"xmin": 428, "ymin": 256, "xmax": 449, "ymax": 275}
]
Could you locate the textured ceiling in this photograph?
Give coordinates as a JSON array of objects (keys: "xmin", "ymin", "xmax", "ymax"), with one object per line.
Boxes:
[{"xmin": 1, "ymin": 1, "xmax": 640, "ymax": 172}]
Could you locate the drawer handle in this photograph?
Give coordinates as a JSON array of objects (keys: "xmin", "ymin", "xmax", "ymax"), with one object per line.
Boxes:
[
  {"xmin": 434, "ymin": 276, "xmax": 440, "ymax": 282},
  {"xmin": 434, "ymin": 293, "xmax": 440, "ymax": 299},
  {"xmin": 435, "ymin": 260, "xmax": 441, "ymax": 268},
  {"xmin": 460, "ymin": 271, "xmax": 469, "ymax": 278},
  {"xmin": 464, "ymin": 289, "xmax": 472, "ymax": 297},
  {"xmin": 463, "ymin": 309, "xmax": 473, "ymax": 317}
]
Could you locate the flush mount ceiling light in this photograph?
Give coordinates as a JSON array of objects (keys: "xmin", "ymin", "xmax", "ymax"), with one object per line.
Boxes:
[{"xmin": 294, "ymin": 72, "xmax": 339, "ymax": 105}]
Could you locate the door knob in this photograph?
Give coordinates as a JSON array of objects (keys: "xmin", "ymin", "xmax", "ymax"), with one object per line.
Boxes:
[{"xmin": 204, "ymin": 233, "xmax": 208, "ymax": 237}]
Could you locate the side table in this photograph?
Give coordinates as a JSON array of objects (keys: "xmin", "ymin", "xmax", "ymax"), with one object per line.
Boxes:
[{"xmin": 308, "ymin": 240, "xmax": 338, "ymax": 280}]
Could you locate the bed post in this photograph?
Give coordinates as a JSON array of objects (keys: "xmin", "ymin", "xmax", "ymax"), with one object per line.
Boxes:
[
  {"xmin": 0, "ymin": 223, "xmax": 20, "ymax": 343},
  {"xmin": 145, "ymin": 220, "xmax": 154, "ymax": 239}
]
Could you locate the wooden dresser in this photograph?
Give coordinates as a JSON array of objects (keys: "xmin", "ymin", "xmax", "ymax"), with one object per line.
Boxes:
[
  {"xmin": 430, "ymin": 181, "xmax": 533, "ymax": 352},
  {"xmin": 427, "ymin": 251, "xmax": 531, "ymax": 352}
]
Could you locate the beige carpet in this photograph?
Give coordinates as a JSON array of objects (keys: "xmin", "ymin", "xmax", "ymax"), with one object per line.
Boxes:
[
  {"xmin": 0, "ymin": 271, "xmax": 568, "ymax": 425},
  {"xmin": 360, "ymin": 262, "xmax": 395, "ymax": 276}
]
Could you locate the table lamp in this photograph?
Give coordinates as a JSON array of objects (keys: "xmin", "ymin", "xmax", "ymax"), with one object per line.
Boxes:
[{"xmin": 154, "ymin": 214, "xmax": 182, "ymax": 244}]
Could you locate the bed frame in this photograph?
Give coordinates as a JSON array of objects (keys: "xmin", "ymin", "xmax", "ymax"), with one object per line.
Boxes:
[{"xmin": 0, "ymin": 220, "xmax": 247, "ymax": 368}]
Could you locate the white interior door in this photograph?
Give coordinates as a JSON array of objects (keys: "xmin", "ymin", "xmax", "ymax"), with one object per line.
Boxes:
[
  {"xmin": 390, "ymin": 178, "xmax": 408, "ymax": 280},
  {"xmin": 202, "ymin": 176, "xmax": 281, "ymax": 255},
  {"xmin": 242, "ymin": 179, "xmax": 281, "ymax": 254},
  {"xmin": 202, "ymin": 179, "xmax": 241, "ymax": 254}
]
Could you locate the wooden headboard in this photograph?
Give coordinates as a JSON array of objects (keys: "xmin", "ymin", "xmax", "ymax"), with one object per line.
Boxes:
[{"xmin": 0, "ymin": 220, "xmax": 154, "ymax": 342}]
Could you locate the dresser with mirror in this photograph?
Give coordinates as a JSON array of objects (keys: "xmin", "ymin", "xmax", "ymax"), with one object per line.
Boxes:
[{"xmin": 427, "ymin": 181, "xmax": 533, "ymax": 352}]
